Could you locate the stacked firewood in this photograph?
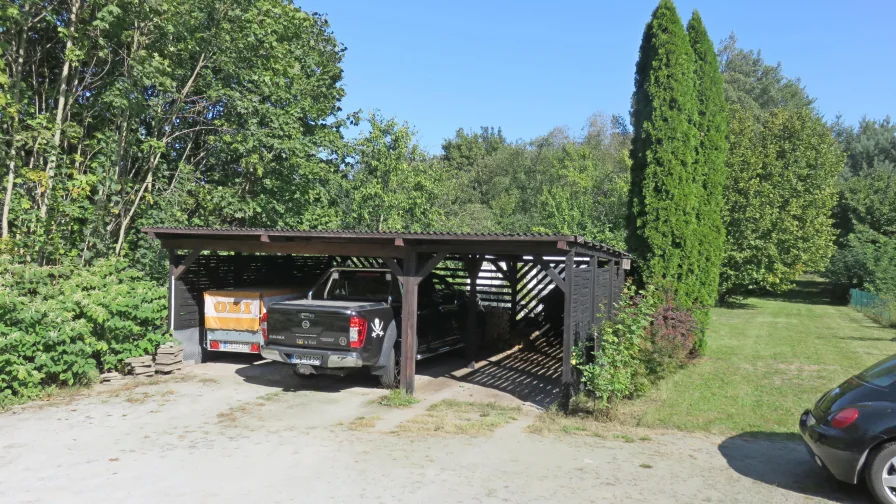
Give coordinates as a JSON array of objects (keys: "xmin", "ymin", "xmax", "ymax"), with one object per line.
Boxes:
[
  {"xmin": 124, "ymin": 356, "xmax": 155, "ymax": 378},
  {"xmin": 154, "ymin": 343, "xmax": 184, "ymax": 374}
]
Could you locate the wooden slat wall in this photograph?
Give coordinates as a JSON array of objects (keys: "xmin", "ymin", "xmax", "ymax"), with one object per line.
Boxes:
[{"xmin": 571, "ymin": 266, "xmax": 595, "ymax": 347}]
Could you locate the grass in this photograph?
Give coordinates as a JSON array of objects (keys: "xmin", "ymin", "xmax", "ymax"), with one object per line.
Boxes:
[
  {"xmin": 396, "ymin": 399, "xmax": 521, "ymax": 436},
  {"xmin": 528, "ymin": 410, "xmax": 605, "ymax": 438},
  {"xmin": 618, "ymin": 277, "xmax": 896, "ymax": 435},
  {"xmin": 216, "ymin": 400, "xmax": 266, "ymax": 425},
  {"xmin": 347, "ymin": 415, "xmax": 382, "ymax": 431},
  {"xmin": 377, "ymin": 389, "xmax": 420, "ymax": 408},
  {"xmin": 527, "ymin": 408, "xmax": 657, "ymax": 442}
]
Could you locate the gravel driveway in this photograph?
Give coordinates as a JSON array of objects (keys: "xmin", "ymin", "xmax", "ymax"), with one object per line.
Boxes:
[{"xmin": 0, "ymin": 356, "xmax": 874, "ymax": 504}]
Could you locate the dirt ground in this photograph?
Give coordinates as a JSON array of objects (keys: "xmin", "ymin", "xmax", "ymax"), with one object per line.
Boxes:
[{"xmin": 0, "ymin": 352, "xmax": 875, "ymax": 504}]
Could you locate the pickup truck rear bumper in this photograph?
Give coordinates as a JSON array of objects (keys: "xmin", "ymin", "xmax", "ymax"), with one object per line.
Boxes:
[{"xmin": 260, "ymin": 344, "xmax": 363, "ymax": 368}]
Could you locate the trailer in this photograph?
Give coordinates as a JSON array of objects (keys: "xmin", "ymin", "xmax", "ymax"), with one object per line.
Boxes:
[{"xmin": 203, "ymin": 287, "xmax": 305, "ymax": 358}]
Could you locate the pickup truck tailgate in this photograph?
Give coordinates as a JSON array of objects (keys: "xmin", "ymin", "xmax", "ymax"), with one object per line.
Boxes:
[{"xmin": 266, "ymin": 300, "xmax": 383, "ymax": 350}]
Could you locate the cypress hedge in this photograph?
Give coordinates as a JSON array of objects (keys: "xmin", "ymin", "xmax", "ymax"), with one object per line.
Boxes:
[
  {"xmin": 687, "ymin": 10, "xmax": 728, "ymax": 348},
  {"xmin": 627, "ymin": 0, "xmax": 702, "ymax": 314}
]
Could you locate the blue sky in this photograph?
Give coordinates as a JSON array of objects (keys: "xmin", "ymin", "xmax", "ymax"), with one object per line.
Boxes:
[{"xmin": 300, "ymin": 1, "xmax": 896, "ymax": 152}]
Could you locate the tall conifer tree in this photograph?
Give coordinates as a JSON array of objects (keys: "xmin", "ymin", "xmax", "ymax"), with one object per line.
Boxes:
[
  {"xmin": 627, "ymin": 0, "xmax": 701, "ymax": 309},
  {"xmin": 687, "ymin": 10, "xmax": 728, "ymax": 347}
]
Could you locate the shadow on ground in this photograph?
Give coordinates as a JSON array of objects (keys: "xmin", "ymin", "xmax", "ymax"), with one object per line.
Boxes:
[
  {"xmin": 222, "ymin": 333, "xmax": 564, "ymax": 408},
  {"xmin": 719, "ymin": 300, "xmax": 759, "ymax": 310},
  {"xmin": 231, "ymin": 357, "xmax": 379, "ymax": 393},
  {"xmin": 719, "ymin": 433, "xmax": 871, "ymax": 503},
  {"xmin": 759, "ymin": 278, "xmax": 843, "ymax": 306},
  {"xmin": 417, "ymin": 334, "xmax": 562, "ymax": 409}
]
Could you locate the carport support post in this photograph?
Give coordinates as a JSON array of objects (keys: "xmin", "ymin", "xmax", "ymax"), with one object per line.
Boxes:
[
  {"xmin": 508, "ymin": 261, "xmax": 519, "ymax": 331},
  {"xmin": 465, "ymin": 257, "xmax": 483, "ymax": 368},
  {"xmin": 399, "ymin": 251, "xmax": 420, "ymax": 395},
  {"xmin": 561, "ymin": 251, "xmax": 576, "ymax": 408},
  {"xmin": 607, "ymin": 259, "xmax": 616, "ymax": 322},
  {"xmin": 167, "ymin": 249, "xmax": 176, "ymax": 332}
]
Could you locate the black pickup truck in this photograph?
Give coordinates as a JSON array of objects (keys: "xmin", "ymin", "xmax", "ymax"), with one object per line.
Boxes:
[{"xmin": 260, "ymin": 267, "xmax": 479, "ymax": 387}]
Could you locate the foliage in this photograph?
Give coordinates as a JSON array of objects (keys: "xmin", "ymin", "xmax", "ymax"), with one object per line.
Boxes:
[
  {"xmin": 577, "ymin": 284, "xmax": 657, "ymax": 408},
  {"xmin": 849, "ymin": 287, "xmax": 895, "ymax": 329},
  {"xmin": 431, "ymin": 115, "xmax": 631, "ymax": 248},
  {"xmin": 0, "ymin": 259, "xmax": 169, "ymax": 404},
  {"xmin": 642, "ymin": 290, "xmax": 698, "ymax": 379},
  {"xmin": 717, "ymin": 33, "xmax": 815, "ymax": 116},
  {"xmin": 826, "ymin": 117, "xmax": 896, "ymax": 302},
  {"xmin": 627, "ymin": 0, "xmax": 703, "ymax": 311},
  {"xmin": 1, "ymin": 0, "xmax": 350, "ymax": 266},
  {"xmin": 687, "ymin": 11, "xmax": 728, "ymax": 348},
  {"xmin": 720, "ymin": 106, "xmax": 843, "ymax": 299},
  {"xmin": 377, "ymin": 389, "xmax": 420, "ymax": 408},
  {"xmin": 345, "ymin": 113, "xmax": 454, "ymax": 232},
  {"xmin": 577, "ymin": 282, "xmax": 700, "ymax": 410}
]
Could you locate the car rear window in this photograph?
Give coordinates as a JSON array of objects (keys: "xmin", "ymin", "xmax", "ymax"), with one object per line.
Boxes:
[{"xmin": 857, "ymin": 354, "xmax": 896, "ymax": 387}]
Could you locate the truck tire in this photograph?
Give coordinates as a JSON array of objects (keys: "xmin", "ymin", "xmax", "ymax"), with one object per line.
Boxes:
[{"xmin": 378, "ymin": 347, "xmax": 399, "ymax": 389}]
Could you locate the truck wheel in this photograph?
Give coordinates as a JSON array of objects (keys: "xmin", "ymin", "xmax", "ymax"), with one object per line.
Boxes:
[{"xmin": 378, "ymin": 347, "xmax": 399, "ymax": 389}]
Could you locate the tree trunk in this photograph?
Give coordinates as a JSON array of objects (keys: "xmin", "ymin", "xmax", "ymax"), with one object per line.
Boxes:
[
  {"xmin": 2, "ymin": 16, "xmax": 29, "ymax": 239},
  {"xmin": 40, "ymin": 0, "xmax": 82, "ymax": 220}
]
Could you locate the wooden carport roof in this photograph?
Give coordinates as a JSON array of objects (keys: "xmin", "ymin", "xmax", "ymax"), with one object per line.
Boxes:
[{"xmin": 142, "ymin": 227, "xmax": 631, "ymax": 262}]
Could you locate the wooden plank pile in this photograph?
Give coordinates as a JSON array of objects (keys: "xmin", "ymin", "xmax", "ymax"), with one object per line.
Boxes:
[
  {"xmin": 155, "ymin": 343, "xmax": 184, "ymax": 374},
  {"xmin": 99, "ymin": 371, "xmax": 124, "ymax": 385},
  {"xmin": 124, "ymin": 355, "xmax": 155, "ymax": 378}
]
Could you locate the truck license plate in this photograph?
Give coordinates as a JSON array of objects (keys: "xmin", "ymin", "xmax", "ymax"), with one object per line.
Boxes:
[{"xmin": 291, "ymin": 354, "xmax": 322, "ymax": 365}]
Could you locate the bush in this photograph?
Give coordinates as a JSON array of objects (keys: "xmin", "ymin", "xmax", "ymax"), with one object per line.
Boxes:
[
  {"xmin": 576, "ymin": 284, "xmax": 657, "ymax": 408},
  {"xmin": 0, "ymin": 259, "xmax": 169, "ymax": 404},
  {"xmin": 642, "ymin": 290, "xmax": 698, "ymax": 380},
  {"xmin": 576, "ymin": 283, "xmax": 699, "ymax": 410}
]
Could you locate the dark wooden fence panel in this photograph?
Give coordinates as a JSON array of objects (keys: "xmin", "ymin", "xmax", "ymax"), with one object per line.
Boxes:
[{"xmin": 571, "ymin": 267, "xmax": 595, "ymax": 346}]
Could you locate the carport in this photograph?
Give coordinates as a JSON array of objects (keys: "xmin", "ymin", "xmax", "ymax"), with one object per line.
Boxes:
[{"xmin": 143, "ymin": 228, "xmax": 630, "ymax": 402}]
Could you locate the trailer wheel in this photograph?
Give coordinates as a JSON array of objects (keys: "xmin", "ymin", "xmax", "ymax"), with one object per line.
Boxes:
[{"xmin": 378, "ymin": 347, "xmax": 399, "ymax": 389}]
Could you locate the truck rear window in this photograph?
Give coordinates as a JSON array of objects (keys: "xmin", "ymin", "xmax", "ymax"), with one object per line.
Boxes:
[{"xmin": 312, "ymin": 270, "xmax": 392, "ymax": 301}]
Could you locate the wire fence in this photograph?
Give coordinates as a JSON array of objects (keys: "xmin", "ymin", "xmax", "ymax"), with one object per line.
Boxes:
[{"xmin": 849, "ymin": 288, "xmax": 895, "ymax": 328}]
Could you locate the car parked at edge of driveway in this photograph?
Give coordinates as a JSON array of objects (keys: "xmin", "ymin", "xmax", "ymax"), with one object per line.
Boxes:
[
  {"xmin": 800, "ymin": 353, "xmax": 896, "ymax": 504},
  {"xmin": 260, "ymin": 267, "xmax": 481, "ymax": 388}
]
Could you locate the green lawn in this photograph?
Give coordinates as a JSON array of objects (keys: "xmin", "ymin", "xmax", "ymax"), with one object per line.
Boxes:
[{"xmin": 621, "ymin": 277, "xmax": 896, "ymax": 435}]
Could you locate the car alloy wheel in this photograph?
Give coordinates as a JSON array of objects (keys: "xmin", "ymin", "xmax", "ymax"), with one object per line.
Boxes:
[{"xmin": 881, "ymin": 457, "xmax": 896, "ymax": 502}]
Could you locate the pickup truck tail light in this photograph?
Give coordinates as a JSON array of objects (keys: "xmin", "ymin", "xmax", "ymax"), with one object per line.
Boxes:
[
  {"xmin": 349, "ymin": 316, "xmax": 367, "ymax": 349},
  {"xmin": 260, "ymin": 312, "xmax": 269, "ymax": 344}
]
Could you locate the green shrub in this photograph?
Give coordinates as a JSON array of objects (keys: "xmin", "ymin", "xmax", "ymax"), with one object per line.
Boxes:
[
  {"xmin": 0, "ymin": 259, "xmax": 169, "ymax": 404},
  {"xmin": 576, "ymin": 283, "xmax": 699, "ymax": 410},
  {"xmin": 642, "ymin": 290, "xmax": 698, "ymax": 380},
  {"xmin": 577, "ymin": 284, "xmax": 657, "ymax": 408}
]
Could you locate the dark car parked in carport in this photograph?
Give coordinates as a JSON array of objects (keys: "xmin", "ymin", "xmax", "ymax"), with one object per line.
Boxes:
[{"xmin": 801, "ymin": 353, "xmax": 896, "ymax": 504}]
